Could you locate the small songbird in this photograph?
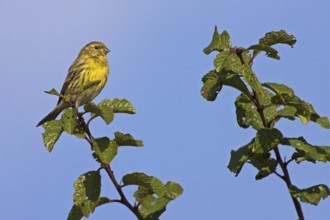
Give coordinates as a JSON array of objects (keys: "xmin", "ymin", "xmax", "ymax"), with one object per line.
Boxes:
[{"xmin": 37, "ymin": 41, "xmax": 110, "ymax": 127}]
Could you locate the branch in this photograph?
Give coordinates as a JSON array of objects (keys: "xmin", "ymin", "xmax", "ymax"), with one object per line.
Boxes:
[
  {"xmin": 77, "ymin": 112, "xmax": 93, "ymax": 140},
  {"xmin": 235, "ymin": 47, "xmax": 246, "ymax": 65},
  {"xmin": 252, "ymin": 90, "xmax": 268, "ymax": 127},
  {"xmin": 76, "ymin": 111, "xmax": 144, "ymax": 220},
  {"xmin": 250, "ymin": 89, "xmax": 305, "ymax": 220},
  {"xmin": 273, "ymin": 147, "xmax": 304, "ymax": 219},
  {"xmin": 87, "ymin": 115, "xmax": 97, "ymax": 127},
  {"xmin": 248, "ymin": 53, "xmax": 258, "ymax": 64},
  {"xmin": 102, "ymin": 164, "xmax": 144, "ymax": 220},
  {"xmin": 285, "ymin": 158, "xmax": 295, "ymax": 167},
  {"xmin": 273, "ymin": 171, "xmax": 285, "ymax": 180}
]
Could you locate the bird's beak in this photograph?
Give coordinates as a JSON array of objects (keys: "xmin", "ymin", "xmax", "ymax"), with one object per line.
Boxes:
[{"xmin": 104, "ymin": 47, "xmax": 110, "ymax": 54}]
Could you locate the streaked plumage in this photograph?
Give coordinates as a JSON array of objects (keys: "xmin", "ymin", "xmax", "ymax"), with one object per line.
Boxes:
[{"xmin": 37, "ymin": 41, "xmax": 110, "ymax": 127}]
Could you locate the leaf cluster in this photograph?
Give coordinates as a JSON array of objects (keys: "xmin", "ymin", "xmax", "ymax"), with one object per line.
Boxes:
[
  {"xmin": 40, "ymin": 95, "xmax": 183, "ymax": 219},
  {"xmin": 201, "ymin": 27, "xmax": 330, "ymax": 206},
  {"xmin": 123, "ymin": 172, "xmax": 183, "ymax": 219}
]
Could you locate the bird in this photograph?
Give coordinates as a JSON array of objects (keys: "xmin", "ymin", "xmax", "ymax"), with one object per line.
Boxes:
[{"xmin": 37, "ymin": 41, "xmax": 110, "ymax": 127}]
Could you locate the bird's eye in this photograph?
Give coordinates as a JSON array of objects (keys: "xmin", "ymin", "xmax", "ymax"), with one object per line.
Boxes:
[{"xmin": 94, "ymin": 45, "xmax": 99, "ymax": 50}]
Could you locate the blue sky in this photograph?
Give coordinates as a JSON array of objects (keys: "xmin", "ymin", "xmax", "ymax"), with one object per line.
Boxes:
[{"xmin": 1, "ymin": 0, "xmax": 330, "ymax": 219}]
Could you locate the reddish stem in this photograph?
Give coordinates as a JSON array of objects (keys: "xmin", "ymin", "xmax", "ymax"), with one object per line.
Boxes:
[
  {"xmin": 77, "ymin": 111, "xmax": 144, "ymax": 220},
  {"xmin": 252, "ymin": 89, "xmax": 304, "ymax": 220},
  {"xmin": 102, "ymin": 164, "xmax": 144, "ymax": 220},
  {"xmin": 235, "ymin": 49, "xmax": 305, "ymax": 220}
]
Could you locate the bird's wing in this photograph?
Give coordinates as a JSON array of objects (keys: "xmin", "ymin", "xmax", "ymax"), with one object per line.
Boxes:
[{"xmin": 57, "ymin": 57, "xmax": 86, "ymax": 105}]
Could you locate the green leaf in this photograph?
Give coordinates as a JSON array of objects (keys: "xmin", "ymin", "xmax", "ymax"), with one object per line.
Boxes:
[
  {"xmin": 263, "ymin": 82, "xmax": 294, "ymax": 96},
  {"xmin": 163, "ymin": 182, "xmax": 184, "ymax": 200},
  {"xmin": 73, "ymin": 126, "xmax": 87, "ymax": 139},
  {"xmin": 214, "ymin": 51, "xmax": 231, "ymax": 72},
  {"xmin": 274, "ymin": 95, "xmax": 311, "ymax": 123},
  {"xmin": 259, "ymin": 91, "xmax": 278, "ymax": 124},
  {"xmin": 249, "ymin": 30, "xmax": 296, "ymax": 60},
  {"xmin": 96, "ymin": 197, "xmax": 111, "ymax": 206},
  {"xmin": 42, "ymin": 120, "xmax": 63, "ymax": 152},
  {"xmin": 98, "ymin": 98, "xmax": 136, "ymax": 114},
  {"xmin": 241, "ymin": 64, "xmax": 264, "ymax": 95},
  {"xmin": 134, "ymin": 186, "xmax": 153, "ymax": 202},
  {"xmin": 201, "ymin": 69, "xmax": 250, "ymax": 101},
  {"xmin": 213, "ymin": 51, "xmax": 244, "ymax": 74},
  {"xmin": 254, "ymin": 128, "xmax": 283, "ymax": 153},
  {"xmin": 67, "ymin": 205, "xmax": 84, "ymax": 220},
  {"xmin": 73, "ymin": 171, "xmax": 101, "ymax": 205},
  {"xmin": 311, "ymin": 115, "xmax": 330, "ymax": 129},
  {"xmin": 143, "ymin": 208, "xmax": 166, "ymax": 220},
  {"xmin": 290, "ymin": 184, "xmax": 330, "ymax": 205},
  {"xmin": 122, "ymin": 172, "xmax": 153, "ymax": 188},
  {"xmin": 80, "ymin": 200, "xmax": 96, "ymax": 218},
  {"xmin": 123, "ymin": 173, "xmax": 183, "ymax": 200},
  {"xmin": 250, "ymin": 156, "xmax": 277, "ymax": 180},
  {"xmin": 92, "ymin": 137, "xmax": 118, "ymax": 164},
  {"xmin": 98, "ymin": 105, "xmax": 115, "ymax": 124},
  {"xmin": 281, "ymin": 137, "xmax": 330, "ymax": 163},
  {"xmin": 139, "ymin": 195, "xmax": 169, "ymax": 219},
  {"xmin": 44, "ymin": 88, "xmax": 61, "ymax": 96},
  {"xmin": 248, "ymin": 44, "xmax": 280, "ymax": 59},
  {"xmin": 235, "ymin": 94, "xmax": 261, "ymax": 129},
  {"xmin": 201, "ymin": 70, "xmax": 223, "ymax": 101},
  {"xmin": 67, "ymin": 199, "xmax": 112, "ymax": 220},
  {"xmin": 84, "ymin": 102, "xmax": 114, "ymax": 125},
  {"xmin": 61, "ymin": 109, "xmax": 77, "ymax": 135},
  {"xmin": 259, "ymin": 30, "xmax": 297, "ymax": 47},
  {"xmin": 228, "ymin": 139, "xmax": 255, "ymax": 176},
  {"xmin": 45, "ymin": 88, "xmax": 69, "ymax": 102},
  {"xmin": 203, "ymin": 26, "xmax": 231, "ymax": 54},
  {"xmin": 276, "ymin": 106, "xmax": 297, "ymax": 120},
  {"xmin": 150, "ymin": 178, "xmax": 165, "ymax": 197},
  {"xmin": 222, "ymin": 73, "xmax": 250, "ymax": 96},
  {"xmin": 73, "ymin": 171, "xmax": 101, "ymax": 217},
  {"xmin": 235, "ymin": 91, "xmax": 277, "ymax": 130},
  {"xmin": 202, "ymin": 70, "xmax": 217, "ymax": 84},
  {"xmin": 84, "ymin": 103, "xmax": 102, "ymax": 115},
  {"xmin": 122, "ymin": 173, "xmax": 182, "ymax": 219},
  {"xmin": 218, "ymin": 51, "xmax": 244, "ymax": 74},
  {"xmin": 114, "ymin": 132, "xmax": 143, "ymax": 147},
  {"xmin": 228, "ymin": 138, "xmax": 278, "ymax": 179},
  {"xmin": 271, "ymin": 93, "xmax": 330, "ymax": 128}
]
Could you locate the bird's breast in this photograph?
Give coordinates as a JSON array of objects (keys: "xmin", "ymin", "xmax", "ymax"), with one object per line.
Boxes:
[{"xmin": 87, "ymin": 57, "xmax": 109, "ymax": 86}]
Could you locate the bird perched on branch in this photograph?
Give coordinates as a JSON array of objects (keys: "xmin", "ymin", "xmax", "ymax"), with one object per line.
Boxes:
[{"xmin": 37, "ymin": 41, "xmax": 110, "ymax": 127}]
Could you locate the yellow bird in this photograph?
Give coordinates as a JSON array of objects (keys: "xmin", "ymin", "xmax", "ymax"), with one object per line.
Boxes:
[{"xmin": 37, "ymin": 41, "xmax": 110, "ymax": 127}]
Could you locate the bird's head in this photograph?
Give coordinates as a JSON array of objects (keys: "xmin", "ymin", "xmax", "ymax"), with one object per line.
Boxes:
[{"xmin": 79, "ymin": 41, "xmax": 110, "ymax": 58}]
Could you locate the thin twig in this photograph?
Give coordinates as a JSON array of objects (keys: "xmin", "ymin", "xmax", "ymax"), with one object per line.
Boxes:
[
  {"xmin": 87, "ymin": 115, "xmax": 97, "ymax": 127},
  {"xmin": 248, "ymin": 53, "xmax": 258, "ymax": 64},
  {"xmin": 248, "ymin": 85, "xmax": 305, "ymax": 219},
  {"xmin": 76, "ymin": 111, "xmax": 144, "ymax": 220},
  {"xmin": 85, "ymin": 137, "xmax": 92, "ymax": 145},
  {"xmin": 135, "ymin": 201, "xmax": 142, "ymax": 209},
  {"xmin": 273, "ymin": 147, "xmax": 304, "ymax": 219},
  {"xmin": 102, "ymin": 164, "xmax": 144, "ymax": 220},
  {"xmin": 77, "ymin": 112, "xmax": 93, "ymax": 140},
  {"xmin": 285, "ymin": 158, "xmax": 295, "ymax": 167},
  {"xmin": 235, "ymin": 48, "xmax": 246, "ymax": 65},
  {"xmin": 252, "ymin": 90, "xmax": 268, "ymax": 127},
  {"xmin": 274, "ymin": 171, "xmax": 285, "ymax": 180}
]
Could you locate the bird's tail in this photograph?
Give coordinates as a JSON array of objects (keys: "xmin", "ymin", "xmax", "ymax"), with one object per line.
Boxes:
[{"xmin": 36, "ymin": 104, "xmax": 65, "ymax": 127}]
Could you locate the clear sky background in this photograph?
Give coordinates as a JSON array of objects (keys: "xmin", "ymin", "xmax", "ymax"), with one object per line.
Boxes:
[{"xmin": 1, "ymin": 1, "xmax": 329, "ymax": 219}]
